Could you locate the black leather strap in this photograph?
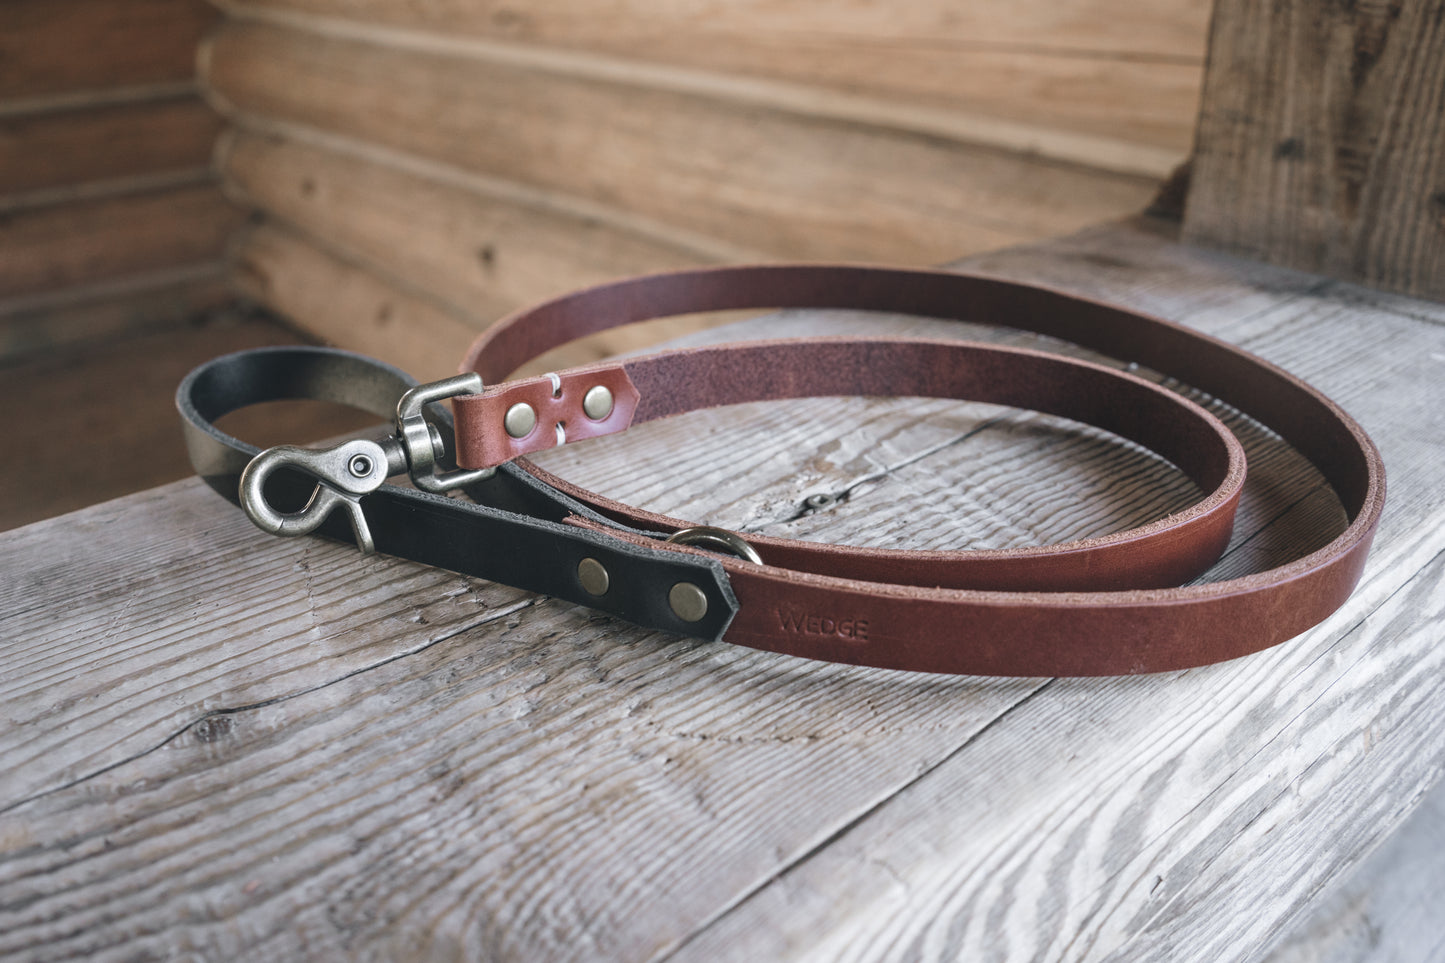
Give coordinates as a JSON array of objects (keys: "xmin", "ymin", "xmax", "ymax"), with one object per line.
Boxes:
[{"xmin": 177, "ymin": 346, "xmax": 739, "ymax": 641}]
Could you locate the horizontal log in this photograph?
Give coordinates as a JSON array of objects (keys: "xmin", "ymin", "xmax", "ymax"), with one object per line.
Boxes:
[
  {"xmin": 0, "ymin": 96, "xmax": 222, "ymax": 196},
  {"xmin": 220, "ymin": 0, "xmax": 1207, "ymax": 156},
  {"xmin": 219, "ymin": 129, "xmax": 712, "ymax": 316},
  {"xmin": 0, "ymin": 0, "xmax": 217, "ymax": 102},
  {"xmin": 0, "ymin": 266, "xmax": 231, "ymax": 362},
  {"xmin": 203, "ymin": 22, "xmax": 1156, "ymax": 264},
  {"xmin": 233, "ymin": 221, "xmax": 742, "ymax": 380},
  {"xmin": 221, "ymin": 129, "xmax": 1108, "ymax": 373},
  {"xmin": 225, "ymin": 0, "xmax": 1208, "ymax": 60},
  {"xmin": 232, "ymin": 222, "xmax": 482, "ymax": 382},
  {"xmin": 0, "ymin": 184, "xmax": 245, "ymax": 298}
]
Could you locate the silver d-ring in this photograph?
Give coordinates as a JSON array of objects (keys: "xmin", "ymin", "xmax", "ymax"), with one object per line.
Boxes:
[{"xmin": 665, "ymin": 526, "xmax": 764, "ymax": 565}]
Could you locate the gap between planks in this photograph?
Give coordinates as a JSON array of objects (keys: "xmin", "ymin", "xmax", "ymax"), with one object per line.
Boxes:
[
  {"xmin": 0, "ymin": 168, "xmax": 219, "ymax": 216},
  {"xmin": 0, "ymin": 81, "xmax": 201, "ymax": 120}
]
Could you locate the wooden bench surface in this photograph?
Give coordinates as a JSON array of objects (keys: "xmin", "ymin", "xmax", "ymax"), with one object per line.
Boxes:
[{"xmin": 2, "ymin": 219, "xmax": 1443, "ymax": 961}]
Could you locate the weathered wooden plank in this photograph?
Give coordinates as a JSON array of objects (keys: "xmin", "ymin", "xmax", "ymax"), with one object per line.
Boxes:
[
  {"xmin": 219, "ymin": 128, "xmax": 713, "ymax": 320},
  {"xmin": 0, "ymin": 504, "xmax": 1040, "ymax": 959},
  {"xmin": 0, "ymin": 183, "xmax": 244, "ymax": 299},
  {"xmin": 0, "ymin": 265, "xmax": 231, "ymax": 363},
  {"xmin": 201, "ymin": 21, "xmax": 1153, "ymax": 264},
  {"xmin": 0, "ymin": 0, "xmax": 218, "ymax": 101},
  {"xmin": 218, "ymin": 0, "xmax": 1208, "ymax": 160},
  {"xmin": 1261, "ymin": 777, "xmax": 1445, "ymax": 962},
  {"xmin": 647, "ymin": 257, "xmax": 1445, "ymax": 957},
  {"xmin": 2, "ymin": 221, "xmax": 1442, "ymax": 959},
  {"xmin": 0, "ymin": 95, "xmax": 221, "ymax": 196},
  {"xmin": 0, "ymin": 484, "xmax": 533, "ymax": 794},
  {"xmin": 676, "ymin": 552, "xmax": 1445, "ymax": 962},
  {"xmin": 1182, "ymin": 0, "xmax": 1445, "ymax": 302}
]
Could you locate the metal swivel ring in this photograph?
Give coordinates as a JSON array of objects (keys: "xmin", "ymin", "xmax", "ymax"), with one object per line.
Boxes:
[{"xmin": 664, "ymin": 526, "xmax": 764, "ymax": 565}]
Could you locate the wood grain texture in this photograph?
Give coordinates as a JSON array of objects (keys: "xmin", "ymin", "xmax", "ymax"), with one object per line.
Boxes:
[
  {"xmin": 2, "ymin": 221, "xmax": 1443, "ymax": 959},
  {"xmin": 1261, "ymin": 780, "xmax": 1445, "ymax": 963},
  {"xmin": 0, "ymin": 183, "xmax": 244, "ymax": 299},
  {"xmin": 0, "ymin": 0, "xmax": 218, "ymax": 101},
  {"xmin": 219, "ymin": 129, "xmax": 713, "ymax": 320},
  {"xmin": 0, "ymin": 266, "xmax": 231, "ymax": 362},
  {"xmin": 219, "ymin": 0, "xmax": 1209, "ymax": 160},
  {"xmin": 232, "ymin": 221, "xmax": 485, "ymax": 383},
  {"xmin": 1183, "ymin": 0, "xmax": 1445, "ymax": 302},
  {"xmin": 201, "ymin": 21, "xmax": 1154, "ymax": 265},
  {"xmin": 0, "ymin": 95, "xmax": 222, "ymax": 196},
  {"xmin": 230, "ymin": 213, "xmax": 769, "ymax": 384}
]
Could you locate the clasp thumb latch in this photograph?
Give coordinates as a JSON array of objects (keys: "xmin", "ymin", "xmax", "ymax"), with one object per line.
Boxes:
[{"xmin": 239, "ymin": 438, "xmax": 405, "ymax": 554}]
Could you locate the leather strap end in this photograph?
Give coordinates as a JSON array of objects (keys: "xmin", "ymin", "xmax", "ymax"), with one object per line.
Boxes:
[{"xmin": 453, "ymin": 366, "xmax": 639, "ymax": 469}]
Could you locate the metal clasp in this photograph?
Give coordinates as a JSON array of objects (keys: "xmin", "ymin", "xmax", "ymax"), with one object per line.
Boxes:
[{"xmin": 238, "ymin": 373, "xmax": 493, "ymax": 553}]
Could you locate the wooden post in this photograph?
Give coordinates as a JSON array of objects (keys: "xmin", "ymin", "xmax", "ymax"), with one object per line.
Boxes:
[{"xmin": 1183, "ymin": 0, "xmax": 1445, "ymax": 301}]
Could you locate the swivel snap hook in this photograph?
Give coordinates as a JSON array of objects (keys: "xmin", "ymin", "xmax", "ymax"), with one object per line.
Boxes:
[
  {"xmin": 238, "ymin": 372, "xmax": 492, "ymax": 554},
  {"xmin": 239, "ymin": 437, "xmax": 405, "ymax": 554}
]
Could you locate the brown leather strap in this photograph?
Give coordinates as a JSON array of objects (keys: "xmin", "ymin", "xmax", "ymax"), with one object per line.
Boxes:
[
  {"xmin": 453, "ymin": 265, "xmax": 1385, "ymax": 676},
  {"xmin": 458, "ymin": 339, "xmax": 1246, "ymax": 592}
]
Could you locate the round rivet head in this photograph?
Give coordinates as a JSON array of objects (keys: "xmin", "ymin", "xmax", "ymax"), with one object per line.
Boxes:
[
  {"xmin": 582, "ymin": 385, "xmax": 614, "ymax": 421},
  {"xmin": 578, "ymin": 557, "xmax": 610, "ymax": 597},
  {"xmin": 504, "ymin": 402, "xmax": 537, "ymax": 438},
  {"xmin": 668, "ymin": 582, "xmax": 709, "ymax": 623},
  {"xmin": 347, "ymin": 453, "xmax": 374, "ymax": 478}
]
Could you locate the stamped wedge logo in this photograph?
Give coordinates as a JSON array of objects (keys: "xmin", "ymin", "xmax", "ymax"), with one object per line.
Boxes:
[{"xmin": 777, "ymin": 610, "xmax": 869, "ymax": 640}]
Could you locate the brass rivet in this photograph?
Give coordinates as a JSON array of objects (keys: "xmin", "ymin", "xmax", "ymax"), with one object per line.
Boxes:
[
  {"xmin": 668, "ymin": 582, "xmax": 708, "ymax": 622},
  {"xmin": 578, "ymin": 557, "xmax": 609, "ymax": 596},
  {"xmin": 504, "ymin": 402, "xmax": 537, "ymax": 438},
  {"xmin": 582, "ymin": 385, "xmax": 614, "ymax": 420}
]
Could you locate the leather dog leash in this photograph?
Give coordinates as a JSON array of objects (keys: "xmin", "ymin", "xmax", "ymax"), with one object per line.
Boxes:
[
  {"xmin": 178, "ymin": 265, "xmax": 1384, "ymax": 676},
  {"xmin": 178, "ymin": 337, "xmax": 1239, "ymax": 663}
]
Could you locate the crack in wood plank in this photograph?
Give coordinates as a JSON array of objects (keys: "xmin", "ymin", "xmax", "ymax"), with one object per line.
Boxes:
[
  {"xmin": 0, "ymin": 595, "xmax": 543, "ymax": 817},
  {"xmin": 739, "ymin": 413, "xmax": 1016, "ymax": 532}
]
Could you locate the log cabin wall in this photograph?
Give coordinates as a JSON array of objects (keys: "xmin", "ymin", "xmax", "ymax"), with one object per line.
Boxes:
[
  {"xmin": 201, "ymin": 0, "xmax": 1213, "ymax": 380},
  {"xmin": 0, "ymin": 0, "xmax": 246, "ymax": 360}
]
